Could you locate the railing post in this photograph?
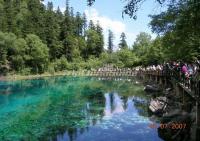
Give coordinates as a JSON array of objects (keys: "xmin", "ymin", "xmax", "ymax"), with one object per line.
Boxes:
[
  {"xmin": 196, "ymin": 80, "xmax": 200, "ymax": 125},
  {"xmin": 175, "ymin": 83, "xmax": 180, "ymax": 96},
  {"xmin": 164, "ymin": 76, "xmax": 167, "ymax": 87},
  {"xmin": 196, "ymin": 101, "xmax": 200, "ymax": 126},
  {"xmin": 182, "ymin": 88, "xmax": 187, "ymax": 110},
  {"xmin": 196, "ymin": 101, "xmax": 200, "ymax": 141},
  {"xmin": 155, "ymin": 71, "xmax": 158, "ymax": 83}
]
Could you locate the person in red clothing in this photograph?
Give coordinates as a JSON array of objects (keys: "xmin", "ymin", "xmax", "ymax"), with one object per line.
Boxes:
[
  {"xmin": 181, "ymin": 63, "xmax": 190, "ymax": 87},
  {"xmin": 181, "ymin": 63, "xmax": 189, "ymax": 78}
]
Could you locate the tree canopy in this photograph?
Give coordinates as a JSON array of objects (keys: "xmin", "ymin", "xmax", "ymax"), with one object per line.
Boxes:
[
  {"xmin": 0, "ymin": 0, "xmax": 199, "ymax": 75},
  {"xmin": 87, "ymin": 0, "xmax": 187, "ymax": 19},
  {"xmin": 0, "ymin": 0, "xmax": 105, "ymax": 74},
  {"xmin": 149, "ymin": 0, "xmax": 200, "ymax": 61},
  {"xmin": 119, "ymin": 32, "xmax": 128, "ymax": 50},
  {"xmin": 108, "ymin": 30, "xmax": 114, "ymax": 53}
]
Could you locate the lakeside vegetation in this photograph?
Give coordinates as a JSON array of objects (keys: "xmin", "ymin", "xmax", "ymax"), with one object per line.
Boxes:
[{"xmin": 0, "ymin": 0, "xmax": 199, "ymax": 76}]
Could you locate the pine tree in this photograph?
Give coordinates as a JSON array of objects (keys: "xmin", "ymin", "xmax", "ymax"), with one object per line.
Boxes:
[
  {"xmin": 0, "ymin": 32, "xmax": 8, "ymax": 73},
  {"xmin": 65, "ymin": 0, "xmax": 70, "ymax": 16},
  {"xmin": 82, "ymin": 13, "xmax": 87, "ymax": 36},
  {"xmin": 75, "ymin": 12, "xmax": 83, "ymax": 36},
  {"xmin": 0, "ymin": 0, "xmax": 5, "ymax": 32},
  {"xmin": 88, "ymin": 20, "xmax": 95, "ymax": 30},
  {"xmin": 60, "ymin": 0, "xmax": 74, "ymax": 60},
  {"xmin": 56, "ymin": 7, "xmax": 64, "ymax": 23},
  {"xmin": 45, "ymin": 2, "xmax": 60, "ymax": 60},
  {"xmin": 70, "ymin": 7, "xmax": 74, "ymax": 17},
  {"xmin": 85, "ymin": 29, "xmax": 99, "ymax": 58},
  {"xmin": 25, "ymin": 0, "xmax": 46, "ymax": 41},
  {"xmin": 61, "ymin": 0, "xmax": 72, "ymax": 36},
  {"xmin": 3, "ymin": 0, "xmax": 15, "ymax": 33},
  {"xmin": 119, "ymin": 32, "xmax": 128, "ymax": 50},
  {"xmin": 54, "ymin": 7, "xmax": 64, "ymax": 58},
  {"xmin": 108, "ymin": 29, "xmax": 114, "ymax": 53},
  {"xmin": 95, "ymin": 22, "xmax": 104, "ymax": 57}
]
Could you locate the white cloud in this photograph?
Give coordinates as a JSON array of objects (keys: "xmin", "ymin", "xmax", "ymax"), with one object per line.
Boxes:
[
  {"xmin": 60, "ymin": 7, "xmax": 66, "ymax": 13},
  {"xmin": 52, "ymin": 6, "xmax": 65, "ymax": 13},
  {"xmin": 85, "ymin": 8, "xmax": 125, "ymax": 33},
  {"xmin": 126, "ymin": 32, "xmax": 137, "ymax": 47},
  {"xmin": 85, "ymin": 8, "xmax": 136, "ymax": 50}
]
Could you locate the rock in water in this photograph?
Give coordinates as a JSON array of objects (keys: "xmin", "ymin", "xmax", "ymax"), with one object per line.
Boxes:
[
  {"xmin": 135, "ymin": 81, "xmax": 139, "ymax": 84},
  {"xmin": 162, "ymin": 109, "xmax": 182, "ymax": 123},
  {"xmin": 158, "ymin": 112, "xmax": 192, "ymax": 141},
  {"xmin": 149, "ymin": 97, "xmax": 168, "ymax": 114}
]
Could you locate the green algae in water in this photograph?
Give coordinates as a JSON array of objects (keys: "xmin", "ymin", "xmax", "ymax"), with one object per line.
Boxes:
[{"xmin": 0, "ymin": 76, "xmax": 163, "ymax": 141}]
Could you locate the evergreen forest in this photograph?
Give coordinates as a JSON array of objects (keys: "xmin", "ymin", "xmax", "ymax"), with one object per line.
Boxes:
[{"xmin": 0, "ymin": 0, "xmax": 199, "ymax": 75}]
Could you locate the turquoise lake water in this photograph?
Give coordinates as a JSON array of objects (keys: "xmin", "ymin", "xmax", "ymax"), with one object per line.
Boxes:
[{"xmin": 0, "ymin": 76, "xmax": 163, "ymax": 141}]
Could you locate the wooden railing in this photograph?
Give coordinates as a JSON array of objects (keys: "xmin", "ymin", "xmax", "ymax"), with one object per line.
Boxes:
[
  {"xmin": 68, "ymin": 66, "xmax": 200, "ymax": 101},
  {"xmin": 139, "ymin": 69, "xmax": 200, "ymax": 102},
  {"xmin": 138, "ymin": 68, "xmax": 200, "ymax": 132}
]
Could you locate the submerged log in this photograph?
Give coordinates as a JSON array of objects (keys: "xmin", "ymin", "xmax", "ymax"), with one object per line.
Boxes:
[{"xmin": 144, "ymin": 84, "xmax": 161, "ymax": 92}]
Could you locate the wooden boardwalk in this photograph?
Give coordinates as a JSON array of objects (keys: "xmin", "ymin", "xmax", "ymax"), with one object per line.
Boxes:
[
  {"xmin": 138, "ymin": 69, "xmax": 200, "ymax": 140},
  {"xmin": 69, "ymin": 65, "xmax": 137, "ymax": 77},
  {"xmin": 140, "ymin": 69, "xmax": 200, "ymax": 102},
  {"xmin": 69, "ymin": 64, "xmax": 200, "ymax": 138}
]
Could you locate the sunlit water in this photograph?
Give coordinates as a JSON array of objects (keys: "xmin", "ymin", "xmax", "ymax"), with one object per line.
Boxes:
[{"xmin": 0, "ymin": 76, "xmax": 163, "ymax": 141}]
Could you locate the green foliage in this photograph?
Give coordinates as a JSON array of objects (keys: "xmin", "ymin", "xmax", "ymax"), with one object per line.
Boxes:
[
  {"xmin": 0, "ymin": 32, "xmax": 8, "ymax": 73},
  {"xmin": 117, "ymin": 49, "xmax": 138, "ymax": 67},
  {"xmin": 0, "ymin": 32, "xmax": 18, "ymax": 73},
  {"xmin": 45, "ymin": 2, "xmax": 61, "ymax": 60},
  {"xmin": 87, "ymin": 0, "xmax": 178, "ymax": 19},
  {"xmin": 85, "ymin": 56, "xmax": 103, "ymax": 70},
  {"xmin": 88, "ymin": 0, "xmax": 200, "ymax": 65},
  {"xmin": 0, "ymin": 32, "xmax": 50, "ymax": 74},
  {"xmin": 142, "ymin": 37, "xmax": 164, "ymax": 65},
  {"xmin": 95, "ymin": 22, "xmax": 104, "ymax": 57},
  {"xmin": 0, "ymin": 0, "xmax": 105, "ymax": 74},
  {"xmin": 149, "ymin": 0, "xmax": 200, "ymax": 62},
  {"xmin": 108, "ymin": 29, "xmax": 114, "ymax": 53},
  {"xmin": 25, "ymin": 34, "xmax": 49, "ymax": 73},
  {"xmin": 85, "ymin": 27, "xmax": 103, "ymax": 58},
  {"xmin": 98, "ymin": 51, "xmax": 138, "ymax": 68},
  {"xmin": 20, "ymin": 67, "xmax": 32, "ymax": 75},
  {"xmin": 119, "ymin": 32, "xmax": 128, "ymax": 50},
  {"xmin": 132, "ymin": 32, "xmax": 152, "ymax": 65},
  {"xmin": 149, "ymin": 5, "xmax": 178, "ymax": 35},
  {"xmin": 131, "ymin": 32, "xmax": 166, "ymax": 66},
  {"xmin": 1, "ymin": 0, "xmax": 199, "ymax": 75},
  {"xmin": 133, "ymin": 32, "xmax": 152, "ymax": 56},
  {"xmin": 53, "ymin": 56, "xmax": 69, "ymax": 71},
  {"xmin": 10, "ymin": 38, "xmax": 28, "ymax": 71}
]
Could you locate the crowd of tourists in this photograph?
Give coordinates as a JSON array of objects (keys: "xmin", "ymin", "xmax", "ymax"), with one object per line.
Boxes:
[{"xmin": 136, "ymin": 60, "xmax": 200, "ymax": 89}]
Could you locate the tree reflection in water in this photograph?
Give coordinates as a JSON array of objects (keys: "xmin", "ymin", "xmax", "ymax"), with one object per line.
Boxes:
[
  {"xmin": 56, "ymin": 93, "xmax": 151, "ymax": 141},
  {"xmin": 0, "ymin": 77, "xmax": 161, "ymax": 141}
]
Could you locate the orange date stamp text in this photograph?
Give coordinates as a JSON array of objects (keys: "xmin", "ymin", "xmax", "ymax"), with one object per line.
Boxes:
[{"xmin": 148, "ymin": 123, "xmax": 187, "ymax": 129}]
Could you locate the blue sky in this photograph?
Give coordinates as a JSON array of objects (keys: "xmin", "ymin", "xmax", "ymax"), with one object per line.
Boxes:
[{"xmin": 44, "ymin": 0, "xmax": 164, "ymax": 49}]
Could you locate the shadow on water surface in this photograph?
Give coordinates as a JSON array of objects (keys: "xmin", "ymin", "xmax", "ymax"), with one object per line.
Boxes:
[{"xmin": 0, "ymin": 76, "xmax": 162, "ymax": 141}]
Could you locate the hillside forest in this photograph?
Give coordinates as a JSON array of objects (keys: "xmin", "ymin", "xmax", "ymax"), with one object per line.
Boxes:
[{"xmin": 0, "ymin": 0, "xmax": 199, "ymax": 75}]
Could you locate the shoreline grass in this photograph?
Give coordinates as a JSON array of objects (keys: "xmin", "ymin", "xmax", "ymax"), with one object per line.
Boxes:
[
  {"xmin": 2, "ymin": 70, "xmax": 91, "ymax": 81},
  {"xmin": 1, "ymin": 69, "xmax": 137, "ymax": 81}
]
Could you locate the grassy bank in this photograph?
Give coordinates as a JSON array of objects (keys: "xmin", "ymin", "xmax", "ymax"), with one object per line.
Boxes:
[
  {"xmin": 2, "ymin": 70, "xmax": 138, "ymax": 81},
  {"xmin": 3, "ymin": 70, "xmax": 93, "ymax": 81}
]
